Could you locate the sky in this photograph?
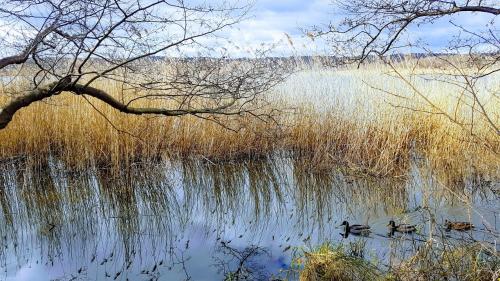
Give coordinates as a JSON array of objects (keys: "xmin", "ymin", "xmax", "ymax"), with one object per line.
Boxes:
[
  {"xmin": 221, "ymin": 0, "xmax": 333, "ymax": 56},
  {"xmin": 219, "ymin": 0, "xmax": 499, "ymax": 57},
  {"xmin": 0, "ymin": 0, "xmax": 497, "ymax": 58}
]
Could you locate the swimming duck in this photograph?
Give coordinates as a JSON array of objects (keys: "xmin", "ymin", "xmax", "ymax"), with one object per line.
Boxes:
[
  {"xmin": 444, "ymin": 220, "xmax": 474, "ymax": 231},
  {"xmin": 340, "ymin": 221, "xmax": 371, "ymax": 236},
  {"xmin": 387, "ymin": 220, "xmax": 417, "ymax": 233}
]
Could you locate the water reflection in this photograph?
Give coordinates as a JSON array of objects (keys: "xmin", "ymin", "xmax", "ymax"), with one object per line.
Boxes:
[{"xmin": 0, "ymin": 157, "xmax": 498, "ymax": 280}]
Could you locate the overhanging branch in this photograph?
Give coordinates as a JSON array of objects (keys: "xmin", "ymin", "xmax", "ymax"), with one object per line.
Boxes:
[
  {"xmin": 0, "ymin": 80, "xmax": 68, "ymax": 129},
  {"xmin": 0, "ymin": 82, "xmax": 239, "ymax": 130}
]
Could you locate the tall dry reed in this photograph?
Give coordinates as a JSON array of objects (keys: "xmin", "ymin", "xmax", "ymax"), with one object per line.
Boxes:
[{"xmin": 0, "ymin": 62, "xmax": 498, "ymax": 182}]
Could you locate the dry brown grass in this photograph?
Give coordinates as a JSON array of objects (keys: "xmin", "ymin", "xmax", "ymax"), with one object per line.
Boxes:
[
  {"xmin": 294, "ymin": 242, "xmax": 500, "ymax": 281},
  {"xmin": 391, "ymin": 242, "xmax": 500, "ymax": 281},
  {"xmin": 0, "ymin": 63, "xmax": 498, "ymax": 182},
  {"xmin": 292, "ymin": 243, "xmax": 382, "ymax": 281}
]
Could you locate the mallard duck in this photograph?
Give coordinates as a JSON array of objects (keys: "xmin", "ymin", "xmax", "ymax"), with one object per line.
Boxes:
[
  {"xmin": 340, "ymin": 221, "xmax": 371, "ymax": 236},
  {"xmin": 387, "ymin": 220, "xmax": 417, "ymax": 233},
  {"xmin": 444, "ymin": 220, "xmax": 474, "ymax": 231}
]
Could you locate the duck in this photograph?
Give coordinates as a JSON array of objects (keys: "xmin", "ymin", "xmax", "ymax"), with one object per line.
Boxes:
[
  {"xmin": 444, "ymin": 220, "xmax": 474, "ymax": 231},
  {"xmin": 340, "ymin": 221, "xmax": 371, "ymax": 236},
  {"xmin": 387, "ymin": 220, "xmax": 417, "ymax": 233}
]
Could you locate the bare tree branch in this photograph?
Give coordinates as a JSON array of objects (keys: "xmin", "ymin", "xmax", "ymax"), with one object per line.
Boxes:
[
  {"xmin": 312, "ymin": 0, "xmax": 499, "ymax": 137},
  {"xmin": 0, "ymin": 0, "xmax": 286, "ymax": 131}
]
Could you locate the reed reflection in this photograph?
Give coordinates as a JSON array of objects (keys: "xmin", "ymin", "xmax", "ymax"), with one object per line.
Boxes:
[{"xmin": 0, "ymin": 157, "xmax": 496, "ymax": 280}]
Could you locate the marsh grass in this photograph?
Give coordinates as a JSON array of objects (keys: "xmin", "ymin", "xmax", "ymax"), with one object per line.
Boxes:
[
  {"xmin": 291, "ymin": 243, "xmax": 383, "ymax": 281},
  {"xmin": 0, "ymin": 61, "xmax": 498, "ymax": 181},
  {"xmin": 392, "ymin": 242, "xmax": 500, "ymax": 281},
  {"xmin": 294, "ymin": 242, "xmax": 500, "ymax": 281}
]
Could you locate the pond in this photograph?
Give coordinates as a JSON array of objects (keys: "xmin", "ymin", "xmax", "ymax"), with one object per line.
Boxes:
[{"xmin": 0, "ymin": 157, "xmax": 498, "ymax": 280}]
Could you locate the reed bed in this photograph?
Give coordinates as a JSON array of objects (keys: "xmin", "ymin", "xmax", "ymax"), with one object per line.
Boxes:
[{"xmin": 0, "ymin": 62, "xmax": 498, "ymax": 182}]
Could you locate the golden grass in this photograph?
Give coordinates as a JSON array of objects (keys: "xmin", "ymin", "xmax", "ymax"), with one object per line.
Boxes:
[
  {"xmin": 292, "ymin": 243, "xmax": 382, "ymax": 281},
  {"xmin": 0, "ymin": 62, "xmax": 498, "ymax": 182},
  {"xmin": 392, "ymin": 242, "xmax": 500, "ymax": 281},
  {"xmin": 294, "ymin": 242, "xmax": 499, "ymax": 281}
]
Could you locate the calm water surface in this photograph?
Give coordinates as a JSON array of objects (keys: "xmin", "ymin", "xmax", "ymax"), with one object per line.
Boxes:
[{"xmin": 0, "ymin": 157, "xmax": 498, "ymax": 280}]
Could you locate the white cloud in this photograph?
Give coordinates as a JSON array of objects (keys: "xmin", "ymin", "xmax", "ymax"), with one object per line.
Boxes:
[
  {"xmin": 214, "ymin": 0, "xmax": 499, "ymax": 57},
  {"xmin": 6, "ymin": 264, "xmax": 50, "ymax": 281},
  {"xmin": 211, "ymin": 0, "xmax": 332, "ymax": 56},
  {"xmin": 1, "ymin": 0, "xmax": 496, "ymax": 58}
]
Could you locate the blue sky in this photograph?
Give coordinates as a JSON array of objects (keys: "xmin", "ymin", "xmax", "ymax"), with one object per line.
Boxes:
[
  {"xmin": 220, "ymin": 0, "xmax": 499, "ymax": 56},
  {"xmin": 0, "ymin": 0, "xmax": 496, "ymax": 58},
  {"xmin": 220, "ymin": 0, "xmax": 332, "ymax": 56}
]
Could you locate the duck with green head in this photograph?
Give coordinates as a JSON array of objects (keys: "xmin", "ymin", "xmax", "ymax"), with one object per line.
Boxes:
[
  {"xmin": 387, "ymin": 220, "xmax": 417, "ymax": 234},
  {"xmin": 340, "ymin": 221, "xmax": 371, "ymax": 236}
]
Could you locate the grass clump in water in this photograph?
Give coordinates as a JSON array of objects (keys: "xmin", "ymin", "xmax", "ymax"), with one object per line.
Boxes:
[
  {"xmin": 293, "ymin": 242, "xmax": 500, "ymax": 281},
  {"xmin": 391, "ymin": 242, "xmax": 500, "ymax": 281},
  {"xmin": 291, "ymin": 243, "xmax": 383, "ymax": 281}
]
